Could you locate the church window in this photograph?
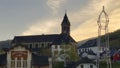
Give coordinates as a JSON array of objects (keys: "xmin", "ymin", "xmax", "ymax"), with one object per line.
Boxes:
[
  {"xmin": 41, "ymin": 43, "xmax": 44, "ymax": 48},
  {"xmin": 38, "ymin": 44, "xmax": 41, "ymax": 48},
  {"xmin": 30, "ymin": 44, "xmax": 32, "ymax": 48},
  {"xmin": 32, "ymin": 43, "xmax": 35, "ymax": 48},
  {"xmin": 35, "ymin": 43, "xmax": 38, "ymax": 48},
  {"xmin": 90, "ymin": 65, "xmax": 93, "ymax": 68},
  {"xmin": 48, "ymin": 43, "xmax": 50, "ymax": 46},
  {"xmin": 27, "ymin": 44, "xmax": 31, "ymax": 48},
  {"xmin": 27, "ymin": 44, "xmax": 29, "ymax": 48},
  {"xmin": 45, "ymin": 42, "xmax": 49, "ymax": 48},
  {"xmin": 81, "ymin": 65, "xmax": 84, "ymax": 68},
  {"xmin": 44, "ymin": 43, "xmax": 46, "ymax": 48}
]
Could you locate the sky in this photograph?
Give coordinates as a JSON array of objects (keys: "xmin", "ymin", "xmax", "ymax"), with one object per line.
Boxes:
[{"xmin": 0, "ymin": 0, "xmax": 120, "ymax": 42}]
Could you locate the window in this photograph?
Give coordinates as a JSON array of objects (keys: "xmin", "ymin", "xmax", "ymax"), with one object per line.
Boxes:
[
  {"xmin": 35, "ymin": 44, "xmax": 38, "ymax": 48},
  {"xmin": 37, "ymin": 43, "xmax": 41, "ymax": 48},
  {"xmin": 90, "ymin": 65, "xmax": 93, "ymax": 68},
  {"xmin": 85, "ymin": 48, "xmax": 87, "ymax": 52},
  {"xmin": 39, "ymin": 45, "xmax": 41, "ymax": 48},
  {"xmin": 81, "ymin": 49, "xmax": 83, "ymax": 52},
  {"xmin": 17, "ymin": 60, "xmax": 21, "ymax": 67},
  {"xmin": 81, "ymin": 65, "xmax": 84, "ymax": 68},
  {"xmin": 32, "ymin": 43, "xmax": 35, "ymax": 48},
  {"xmin": 44, "ymin": 43, "xmax": 47, "ymax": 48},
  {"xmin": 27, "ymin": 44, "xmax": 30, "ymax": 48},
  {"xmin": 23, "ymin": 60, "xmax": 27, "ymax": 67},
  {"xmin": 30, "ymin": 44, "xmax": 32, "ymax": 48},
  {"xmin": 48, "ymin": 43, "xmax": 50, "ymax": 46},
  {"xmin": 88, "ymin": 48, "xmax": 90, "ymax": 51},
  {"xmin": 55, "ymin": 46, "xmax": 57, "ymax": 49},
  {"xmin": 41, "ymin": 43, "xmax": 44, "ymax": 48},
  {"xmin": 11, "ymin": 60, "xmax": 15, "ymax": 67}
]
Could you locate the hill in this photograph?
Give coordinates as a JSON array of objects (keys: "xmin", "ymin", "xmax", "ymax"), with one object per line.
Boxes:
[
  {"xmin": 109, "ymin": 29, "xmax": 120, "ymax": 49},
  {"xmin": 0, "ymin": 40, "xmax": 12, "ymax": 49},
  {"xmin": 78, "ymin": 29, "xmax": 120, "ymax": 49}
]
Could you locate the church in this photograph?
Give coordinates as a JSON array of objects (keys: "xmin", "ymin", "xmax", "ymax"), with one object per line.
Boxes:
[
  {"xmin": 11, "ymin": 13, "xmax": 76, "ymax": 54},
  {"xmin": 0, "ymin": 13, "xmax": 76, "ymax": 68}
]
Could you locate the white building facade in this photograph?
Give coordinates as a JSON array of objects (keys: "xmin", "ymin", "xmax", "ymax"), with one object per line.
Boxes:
[{"xmin": 7, "ymin": 45, "xmax": 31, "ymax": 68}]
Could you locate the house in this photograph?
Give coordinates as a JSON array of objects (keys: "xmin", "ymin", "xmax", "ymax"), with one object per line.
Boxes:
[
  {"xmin": 77, "ymin": 39, "xmax": 97, "ymax": 54},
  {"xmin": 0, "ymin": 44, "xmax": 49, "ymax": 68},
  {"xmin": 66, "ymin": 57, "xmax": 97, "ymax": 68},
  {"xmin": 77, "ymin": 39, "xmax": 97, "ymax": 59},
  {"xmin": 112, "ymin": 49, "xmax": 120, "ymax": 61}
]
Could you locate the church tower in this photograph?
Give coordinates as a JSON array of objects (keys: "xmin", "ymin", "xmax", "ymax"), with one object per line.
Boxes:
[{"xmin": 61, "ymin": 13, "xmax": 70, "ymax": 35}]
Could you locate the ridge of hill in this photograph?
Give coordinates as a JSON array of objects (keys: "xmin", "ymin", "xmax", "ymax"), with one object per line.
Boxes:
[
  {"xmin": 78, "ymin": 29, "xmax": 120, "ymax": 49},
  {"xmin": 0, "ymin": 40, "xmax": 12, "ymax": 49}
]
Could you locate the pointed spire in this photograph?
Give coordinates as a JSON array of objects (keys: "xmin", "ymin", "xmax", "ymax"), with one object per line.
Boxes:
[
  {"xmin": 103, "ymin": 6, "xmax": 104, "ymax": 11},
  {"xmin": 101, "ymin": 6, "xmax": 107, "ymax": 15},
  {"xmin": 61, "ymin": 12, "xmax": 70, "ymax": 26},
  {"xmin": 97, "ymin": 6, "xmax": 109, "ymax": 26},
  {"xmin": 61, "ymin": 12, "xmax": 71, "ymax": 35}
]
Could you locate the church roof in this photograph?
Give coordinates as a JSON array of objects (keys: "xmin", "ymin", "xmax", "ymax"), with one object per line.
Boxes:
[
  {"xmin": 12, "ymin": 34, "xmax": 76, "ymax": 45},
  {"xmin": 61, "ymin": 13, "xmax": 70, "ymax": 26}
]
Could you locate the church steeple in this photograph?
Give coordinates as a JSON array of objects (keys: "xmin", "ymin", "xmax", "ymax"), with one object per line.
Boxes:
[{"xmin": 61, "ymin": 13, "xmax": 70, "ymax": 35}]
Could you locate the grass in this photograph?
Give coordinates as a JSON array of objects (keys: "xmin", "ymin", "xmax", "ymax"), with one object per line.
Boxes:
[
  {"xmin": 53, "ymin": 62, "xmax": 64, "ymax": 68},
  {"xmin": 100, "ymin": 62, "xmax": 120, "ymax": 68}
]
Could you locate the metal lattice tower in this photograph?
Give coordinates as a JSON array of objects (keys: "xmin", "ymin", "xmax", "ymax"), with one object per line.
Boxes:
[{"xmin": 97, "ymin": 6, "xmax": 112, "ymax": 68}]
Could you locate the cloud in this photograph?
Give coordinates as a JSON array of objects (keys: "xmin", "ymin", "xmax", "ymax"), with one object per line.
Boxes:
[
  {"xmin": 22, "ymin": 0, "xmax": 120, "ymax": 41},
  {"xmin": 22, "ymin": 19, "xmax": 61, "ymax": 35},
  {"xmin": 47, "ymin": 0, "xmax": 67, "ymax": 14},
  {"xmin": 70, "ymin": 0, "xmax": 120, "ymax": 41}
]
